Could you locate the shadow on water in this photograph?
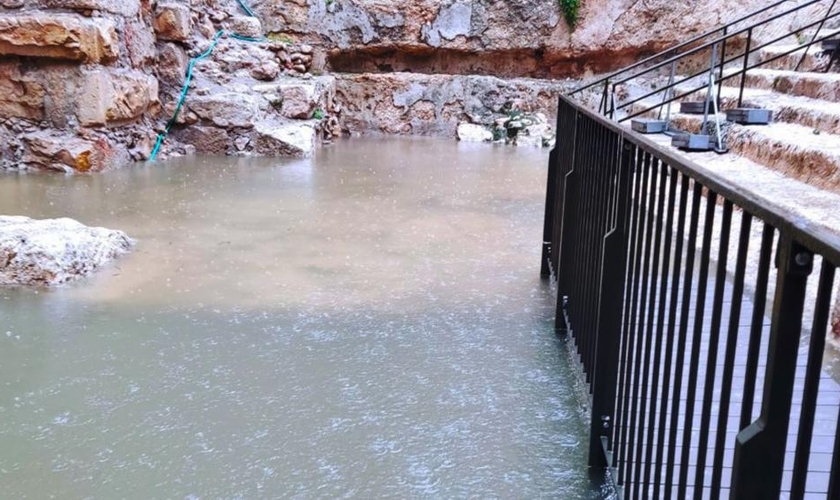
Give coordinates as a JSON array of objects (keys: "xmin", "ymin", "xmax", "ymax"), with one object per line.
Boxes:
[{"xmin": 0, "ymin": 138, "xmax": 613, "ymax": 498}]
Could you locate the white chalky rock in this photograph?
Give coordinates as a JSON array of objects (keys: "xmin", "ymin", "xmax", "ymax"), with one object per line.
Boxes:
[
  {"xmin": 0, "ymin": 216, "xmax": 134, "ymax": 286},
  {"xmin": 456, "ymin": 123, "xmax": 493, "ymax": 143}
]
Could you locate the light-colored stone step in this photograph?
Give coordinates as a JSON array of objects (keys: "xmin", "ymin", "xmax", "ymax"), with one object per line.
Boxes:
[
  {"xmin": 642, "ymin": 131, "xmax": 840, "ymax": 240},
  {"xmin": 727, "ymin": 121, "xmax": 840, "ymax": 193},
  {"xmin": 675, "ymin": 85, "xmax": 840, "ymax": 136},
  {"xmin": 742, "ymin": 68, "xmax": 840, "ymax": 101},
  {"xmin": 634, "ymin": 108, "xmax": 840, "ymax": 195},
  {"xmin": 753, "ymin": 43, "xmax": 827, "ymax": 72}
]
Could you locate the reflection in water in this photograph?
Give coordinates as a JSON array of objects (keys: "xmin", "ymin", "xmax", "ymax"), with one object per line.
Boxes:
[{"xmin": 0, "ymin": 138, "xmax": 612, "ymax": 498}]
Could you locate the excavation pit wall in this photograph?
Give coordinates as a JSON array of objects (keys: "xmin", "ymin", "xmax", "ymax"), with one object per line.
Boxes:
[{"xmin": 334, "ymin": 72, "xmax": 571, "ymax": 138}]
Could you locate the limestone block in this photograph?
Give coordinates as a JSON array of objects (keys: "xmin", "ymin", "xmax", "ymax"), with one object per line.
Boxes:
[
  {"xmin": 157, "ymin": 42, "xmax": 188, "ymax": 85},
  {"xmin": 0, "ymin": 216, "xmax": 134, "ymax": 287},
  {"xmin": 0, "ymin": 13, "xmax": 118, "ymax": 63},
  {"xmin": 125, "ymin": 19, "xmax": 157, "ymax": 68},
  {"xmin": 227, "ymin": 15, "xmax": 262, "ymax": 39},
  {"xmin": 76, "ymin": 69, "xmax": 159, "ymax": 126},
  {"xmin": 188, "ymin": 92, "xmax": 260, "ymax": 128},
  {"xmin": 0, "ymin": 62, "xmax": 45, "ymax": 120},
  {"xmin": 153, "ymin": 3, "xmax": 191, "ymax": 41},
  {"xmin": 279, "ymin": 85, "xmax": 317, "ymax": 119},
  {"xmin": 456, "ymin": 123, "xmax": 492, "ymax": 142},
  {"xmin": 254, "ymin": 120, "xmax": 315, "ymax": 157},
  {"xmin": 41, "ymin": 0, "xmax": 141, "ymax": 17},
  {"xmin": 176, "ymin": 126, "xmax": 231, "ymax": 155},
  {"xmin": 22, "ymin": 131, "xmax": 110, "ymax": 172}
]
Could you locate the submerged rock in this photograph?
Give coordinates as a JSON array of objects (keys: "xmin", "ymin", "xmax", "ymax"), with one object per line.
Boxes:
[{"xmin": 0, "ymin": 216, "xmax": 134, "ymax": 286}]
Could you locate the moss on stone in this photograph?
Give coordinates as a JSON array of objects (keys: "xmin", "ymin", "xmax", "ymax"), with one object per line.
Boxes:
[{"xmin": 559, "ymin": 0, "xmax": 580, "ymax": 30}]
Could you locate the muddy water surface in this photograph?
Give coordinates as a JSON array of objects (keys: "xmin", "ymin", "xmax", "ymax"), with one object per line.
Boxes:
[{"xmin": 0, "ymin": 138, "xmax": 610, "ymax": 499}]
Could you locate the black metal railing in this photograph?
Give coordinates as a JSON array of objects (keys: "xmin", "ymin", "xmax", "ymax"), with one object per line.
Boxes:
[
  {"xmin": 542, "ymin": 95, "xmax": 840, "ymax": 499},
  {"xmin": 569, "ymin": 0, "xmax": 840, "ymax": 121}
]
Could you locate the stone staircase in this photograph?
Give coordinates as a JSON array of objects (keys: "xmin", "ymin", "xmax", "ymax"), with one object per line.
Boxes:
[{"xmin": 629, "ymin": 42, "xmax": 840, "ymax": 198}]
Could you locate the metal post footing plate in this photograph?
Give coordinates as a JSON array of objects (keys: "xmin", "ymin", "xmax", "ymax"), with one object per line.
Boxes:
[
  {"xmin": 672, "ymin": 133, "xmax": 714, "ymax": 151},
  {"xmin": 680, "ymin": 101, "xmax": 718, "ymax": 114},
  {"xmin": 726, "ymin": 108, "xmax": 773, "ymax": 125},
  {"xmin": 631, "ymin": 119, "xmax": 667, "ymax": 134}
]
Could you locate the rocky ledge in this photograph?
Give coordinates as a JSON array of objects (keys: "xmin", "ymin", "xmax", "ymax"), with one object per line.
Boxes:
[{"xmin": 0, "ymin": 216, "xmax": 134, "ymax": 286}]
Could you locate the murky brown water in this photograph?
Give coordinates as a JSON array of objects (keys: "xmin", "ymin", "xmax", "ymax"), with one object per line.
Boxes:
[{"xmin": 0, "ymin": 138, "xmax": 611, "ymax": 499}]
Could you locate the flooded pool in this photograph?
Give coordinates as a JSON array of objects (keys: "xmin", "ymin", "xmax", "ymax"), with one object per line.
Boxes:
[{"xmin": 0, "ymin": 138, "xmax": 611, "ymax": 499}]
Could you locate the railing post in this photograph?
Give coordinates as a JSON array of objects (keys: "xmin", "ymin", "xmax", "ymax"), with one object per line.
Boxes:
[
  {"xmin": 589, "ymin": 139, "xmax": 634, "ymax": 468},
  {"xmin": 739, "ymin": 28, "xmax": 753, "ymax": 108},
  {"xmin": 718, "ymin": 26, "xmax": 728, "ymax": 105},
  {"xmin": 555, "ymin": 113, "xmax": 581, "ymax": 331},
  {"xmin": 541, "ymin": 141, "xmax": 559, "ymax": 278},
  {"xmin": 599, "ymin": 80, "xmax": 610, "ymax": 115},
  {"xmin": 730, "ymin": 234, "xmax": 814, "ymax": 499}
]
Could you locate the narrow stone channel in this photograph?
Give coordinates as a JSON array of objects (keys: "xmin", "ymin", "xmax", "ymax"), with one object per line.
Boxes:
[{"xmin": 0, "ymin": 138, "xmax": 611, "ymax": 499}]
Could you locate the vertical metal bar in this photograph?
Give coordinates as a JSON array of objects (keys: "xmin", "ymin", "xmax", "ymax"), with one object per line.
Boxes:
[
  {"xmin": 717, "ymin": 26, "xmax": 728, "ymax": 105},
  {"xmin": 625, "ymin": 153, "xmax": 659, "ymax": 498},
  {"xmin": 642, "ymin": 165, "xmax": 678, "ymax": 499},
  {"xmin": 582, "ymin": 122, "xmax": 605, "ymax": 373},
  {"xmin": 790, "ymin": 261, "xmax": 836, "ymax": 500},
  {"xmin": 829, "ymin": 399, "xmax": 840, "ymax": 498},
  {"xmin": 653, "ymin": 173, "xmax": 690, "ymax": 499},
  {"xmin": 556, "ymin": 112, "xmax": 583, "ymax": 332},
  {"xmin": 739, "ymin": 28, "xmax": 753, "ymax": 108},
  {"xmin": 730, "ymin": 235, "xmax": 814, "ymax": 500},
  {"xmin": 620, "ymin": 150, "xmax": 652, "ymax": 488},
  {"xmin": 600, "ymin": 80, "xmax": 609, "ymax": 115},
  {"xmin": 664, "ymin": 62, "xmax": 677, "ymax": 130},
  {"xmin": 664, "ymin": 181, "xmax": 703, "ymax": 499},
  {"xmin": 589, "ymin": 139, "xmax": 635, "ymax": 467},
  {"xmin": 693, "ymin": 200, "xmax": 733, "ymax": 498},
  {"xmin": 710, "ymin": 212, "xmax": 753, "ymax": 499},
  {"xmin": 551, "ymin": 103, "xmax": 577, "ymax": 276},
  {"xmin": 541, "ymin": 135, "xmax": 559, "ymax": 277},
  {"xmin": 678, "ymin": 189, "xmax": 717, "ymax": 499},
  {"xmin": 570, "ymin": 117, "xmax": 590, "ymax": 357},
  {"xmin": 702, "ymin": 44, "xmax": 718, "ymax": 133},
  {"xmin": 568, "ymin": 116, "xmax": 592, "ymax": 344},
  {"xmin": 634, "ymin": 160, "xmax": 670, "ymax": 500},
  {"xmin": 591, "ymin": 131, "xmax": 619, "ymax": 376},
  {"xmin": 581, "ymin": 120, "xmax": 606, "ymax": 374},
  {"xmin": 739, "ymin": 225, "xmax": 775, "ymax": 431},
  {"xmin": 615, "ymin": 147, "xmax": 645, "ymax": 486},
  {"xmin": 587, "ymin": 126, "xmax": 614, "ymax": 376}
]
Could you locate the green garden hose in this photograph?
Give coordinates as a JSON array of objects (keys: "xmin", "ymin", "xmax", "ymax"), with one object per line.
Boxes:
[{"xmin": 149, "ymin": 2, "xmax": 265, "ymax": 162}]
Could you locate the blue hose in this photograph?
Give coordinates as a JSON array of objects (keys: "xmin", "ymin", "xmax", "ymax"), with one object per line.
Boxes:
[{"xmin": 149, "ymin": 2, "xmax": 265, "ymax": 162}]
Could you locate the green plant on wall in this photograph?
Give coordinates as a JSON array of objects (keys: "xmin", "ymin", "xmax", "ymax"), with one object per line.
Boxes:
[{"xmin": 559, "ymin": 0, "xmax": 580, "ymax": 30}]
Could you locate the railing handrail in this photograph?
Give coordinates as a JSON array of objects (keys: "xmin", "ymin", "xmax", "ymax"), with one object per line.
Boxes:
[
  {"xmin": 568, "ymin": 0, "xmax": 806, "ymax": 96},
  {"xmin": 615, "ymin": 20, "xmax": 840, "ymax": 121},
  {"xmin": 559, "ymin": 93, "xmax": 840, "ymax": 264},
  {"xmin": 580, "ymin": 0, "xmax": 837, "ymax": 119},
  {"xmin": 610, "ymin": 0, "xmax": 832, "ymax": 88}
]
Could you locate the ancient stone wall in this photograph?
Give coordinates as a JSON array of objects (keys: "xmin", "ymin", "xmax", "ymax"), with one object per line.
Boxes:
[
  {"xmin": 0, "ymin": 0, "xmax": 824, "ymax": 171},
  {"xmin": 255, "ymin": 0, "xmax": 803, "ymax": 78},
  {"xmin": 0, "ymin": 0, "xmax": 339, "ymax": 172},
  {"xmin": 0, "ymin": 0, "xmax": 161, "ymax": 172}
]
